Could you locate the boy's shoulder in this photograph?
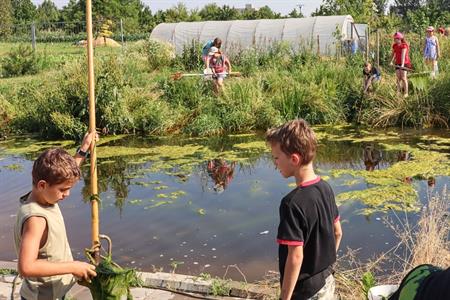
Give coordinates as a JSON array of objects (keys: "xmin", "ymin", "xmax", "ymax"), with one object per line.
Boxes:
[{"xmin": 282, "ymin": 179, "xmax": 333, "ymax": 207}]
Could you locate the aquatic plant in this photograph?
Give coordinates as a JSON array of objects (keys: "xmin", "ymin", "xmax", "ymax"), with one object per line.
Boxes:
[{"xmin": 81, "ymin": 255, "xmax": 141, "ymax": 300}]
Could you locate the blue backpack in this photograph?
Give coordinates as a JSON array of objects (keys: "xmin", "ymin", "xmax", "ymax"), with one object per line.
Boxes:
[{"xmin": 202, "ymin": 40, "xmax": 214, "ymax": 56}]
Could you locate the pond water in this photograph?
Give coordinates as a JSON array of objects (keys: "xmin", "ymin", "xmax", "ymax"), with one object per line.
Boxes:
[{"xmin": 0, "ymin": 126, "xmax": 449, "ymax": 281}]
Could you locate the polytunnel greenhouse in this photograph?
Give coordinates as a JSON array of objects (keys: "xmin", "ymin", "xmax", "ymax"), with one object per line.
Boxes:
[{"xmin": 150, "ymin": 15, "xmax": 367, "ymax": 56}]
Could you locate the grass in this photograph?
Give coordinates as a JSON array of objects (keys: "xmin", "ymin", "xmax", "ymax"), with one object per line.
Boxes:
[{"xmin": 1, "ymin": 36, "xmax": 449, "ymax": 139}]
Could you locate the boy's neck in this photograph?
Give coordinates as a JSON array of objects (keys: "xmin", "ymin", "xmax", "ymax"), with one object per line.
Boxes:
[
  {"xmin": 29, "ymin": 189, "xmax": 50, "ymax": 206},
  {"xmin": 293, "ymin": 163, "xmax": 317, "ymax": 186}
]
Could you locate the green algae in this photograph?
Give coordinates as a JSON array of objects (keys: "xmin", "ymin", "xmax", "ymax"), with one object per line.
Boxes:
[
  {"xmin": 334, "ymin": 141, "xmax": 450, "ymax": 214},
  {"xmin": 144, "ymin": 200, "xmax": 172, "ymax": 209},
  {"xmin": 2, "ymin": 137, "xmax": 76, "ymax": 156},
  {"xmin": 153, "ymin": 185, "xmax": 169, "ymax": 190},
  {"xmin": 3, "ymin": 163, "xmax": 23, "ymax": 171},
  {"xmin": 128, "ymin": 199, "xmax": 143, "ymax": 205}
]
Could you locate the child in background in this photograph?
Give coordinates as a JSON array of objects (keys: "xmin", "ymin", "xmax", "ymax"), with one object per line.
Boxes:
[
  {"xmin": 423, "ymin": 26, "xmax": 440, "ymax": 79},
  {"xmin": 266, "ymin": 119, "xmax": 342, "ymax": 300},
  {"xmin": 363, "ymin": 62, "xmax": 381, "ymax": 94},
  {"xmin": 390, "ymin": 32, "xmax": 411, "ymax": 97},
  {"xmin": 14, "ymin": 132, "xmax": 98, "ymax": 300}
]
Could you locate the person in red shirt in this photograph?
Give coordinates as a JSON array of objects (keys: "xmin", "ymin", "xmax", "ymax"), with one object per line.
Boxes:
[{"xmin": 390, "ymin": 32, "xmax": 411, "ymax": 97}]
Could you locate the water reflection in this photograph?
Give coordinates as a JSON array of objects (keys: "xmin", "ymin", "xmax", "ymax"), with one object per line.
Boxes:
[
  {"xmin": 363, "ymin": 144, "xmax": 382, "ymax": 171},
  {"xmin": 206, "ymin": 159, "xmax": 237, "ymax": 193},
  {"xmin": 397, "ymin": 150, "xmax": 412, "ymax": 161}
]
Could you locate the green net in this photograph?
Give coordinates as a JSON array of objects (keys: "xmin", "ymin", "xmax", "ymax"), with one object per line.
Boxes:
[{"xmin": 81, "ymin": 256, "xmax": 141, "ymax": 300}]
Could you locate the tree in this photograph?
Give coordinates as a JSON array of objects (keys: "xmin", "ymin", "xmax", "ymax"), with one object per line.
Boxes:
[
  {"xmin": 392, "ymin": 0, "xmax": 421, "ymax": 18},
  {"xmin": 256, "ymin": 5, "xmax": 281, "ymax": 19},
  {"xmin": 373, "ymin": 0, "xmax": 388, "ymax": 15},
  {"xmin": 36, "ymin": 0, "xmax": 59, "ymax": 24},
  {"xmin": 313, "ymin": 0, "xmax": 376, "ymax": 23},
  {"xmin": 199, "ymin": 3, "xmax": 221, "ymax": 20},
  {"xmin": 138, "ymin": 5, "xmax": 154, "ymax": 32},
  {"xmin": 217, "ymin": 5, "xmax": 241, "ymax": 20},
  {"xmin": 0, "ymin": 0, "xmax": 13, "ymax": 37},
  {"xmin": 12, "ymin": 0, "xmax": 36, "ymax": 24},
  {"xmin": 163, "ymin": 3, "xmax": 189, "ymax": 23},
  {"xmin": 288, "ymin": 7, "xmax": 304, "ymax": 18}
]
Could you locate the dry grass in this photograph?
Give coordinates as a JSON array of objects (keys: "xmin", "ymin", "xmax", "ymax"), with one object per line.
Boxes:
[
  {"xmin": 335, "ymin": 188, "xmax": 450, "ymax": 299},
  {"xmin": 384, "ymin": 188, "xmax": 450, "ymax": 283}
]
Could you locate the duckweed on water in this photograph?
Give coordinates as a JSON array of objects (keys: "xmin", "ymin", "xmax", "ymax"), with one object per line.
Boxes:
[
  {"xmin": 333, "ymin": 142, "xmax": 450, "ymax": 214},
  {"xmin": 144, "ymin": 200, "xmax": 172, "ymax": 209},
  {"xmin": 153, "ymin": 185, "xmax": 169, "ymax": 190},
  {"xmin": 3, "ymin": 163, "xmax": 23, "ymax": 171}
]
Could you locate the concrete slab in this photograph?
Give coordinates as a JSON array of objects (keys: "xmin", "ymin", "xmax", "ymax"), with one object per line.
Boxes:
[{"xmin": 0, "ymin": 261, "xmax": 275, "ymax": 299}]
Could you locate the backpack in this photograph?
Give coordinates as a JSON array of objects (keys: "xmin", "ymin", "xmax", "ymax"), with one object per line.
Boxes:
[
  {"xmin": 202, "ymin": 40, "xmax": 214, "ymax": 56},
  {"xmin": 388, "ymin": 264, "xmax": 445, "ymax": 300},
  {"xmin": 210, "ymin": 55, "xmax": 225, "ymax": 73}
]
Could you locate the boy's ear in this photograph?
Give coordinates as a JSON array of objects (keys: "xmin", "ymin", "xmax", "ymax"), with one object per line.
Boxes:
[
  {"xmin": 36, "ymin": 180, "xmax": 48, "ymax": 190},
  {"xmin": 291, "ymin": 153, "xmax": 302, "ymax": 165}
]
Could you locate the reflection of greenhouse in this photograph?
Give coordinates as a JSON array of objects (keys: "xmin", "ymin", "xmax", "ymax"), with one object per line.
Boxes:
[{"xmin": 150, "ymin": 15, "xmax": 368, "ymax": 56}]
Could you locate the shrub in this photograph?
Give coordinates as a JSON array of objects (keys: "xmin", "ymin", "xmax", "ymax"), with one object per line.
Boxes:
[
  {"xmin": 0, "ymin": 95, "xmax": 15, "ymax": 137},
  {"xmin": 1, "ymin": 44, "xmax": 40, "ymax": 77},
  {"xmin": 184, "ymin": 114, "xmax": 223, "ymax": 136},
  {"xmin": 143, "ymin": 39, "xmax": 175, "ymax": 70},
  {"xmin": 50, "ymin": 111, "xmax": 87, "ymax": 139},
  {"xmin": 174, "ymin": 39, "xmax": 203, "ymax": 71},
  {"xmin": 126, "ymin": 88, "xmax": 176, "ymax": 134}
]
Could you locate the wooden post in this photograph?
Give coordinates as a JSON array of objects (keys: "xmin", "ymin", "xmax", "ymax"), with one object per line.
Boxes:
[
  {"xmin": 366, "ymin": 26, "xmax": 370, "ymax": 61},
  {"xmin": 86, "ymin": 0, "xmax": 100, "ymax": 264},
  {"xmin": 120, "ymin": 18, "xmax": 124, "ymax": 47},
  {"xmin": 376, "ymin": 29, "xmax": 380, "ymax": 68},
  {"xmin": 317, "ymin": 34, "xmax": 320, "ymax": 56},
  {"xmin": 31, "ymin": 23, "xmax": 36, "ymax": 51}
]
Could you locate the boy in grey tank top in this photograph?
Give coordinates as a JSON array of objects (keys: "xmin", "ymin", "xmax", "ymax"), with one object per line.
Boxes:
[{"xmin": 14, "ymin": 132, "xmax": 98, "ymax": 300}]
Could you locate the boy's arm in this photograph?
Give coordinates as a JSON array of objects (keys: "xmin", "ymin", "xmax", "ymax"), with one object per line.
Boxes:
[
  {"xmin": 19, "ymin": 217, "xmax": 96, "ymax": 280},
  {"xmin": 334, "ymin": 220, "xmax": 343, "ymax": 252},
  {"xmin": 280, "ymin": 245, "xmax": 303, "ymax": 300},
  {"xmin": 74, "ymin": 131, "xmax": 98, "ymax": 167}
]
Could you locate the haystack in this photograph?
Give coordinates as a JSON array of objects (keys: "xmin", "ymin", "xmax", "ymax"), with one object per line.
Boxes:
[{"xmin": 93, "ymin": 37, "xmax": 121, "ymax": 47}]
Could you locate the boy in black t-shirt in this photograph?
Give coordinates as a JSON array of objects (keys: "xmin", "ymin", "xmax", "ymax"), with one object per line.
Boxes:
[
  {"xmin": 266, "ymin": 119, "xmax": 343, "ymax": 300},
  {"xmin": 363, "ymin": 62, "xmax": 381, "ymax": 94}
]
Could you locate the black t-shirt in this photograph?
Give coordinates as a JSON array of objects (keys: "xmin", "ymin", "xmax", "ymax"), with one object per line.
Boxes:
[
  {"xmin": 363, "ymin": 66, "xmax": 380, "ymax": 78},
  {"xmin": 277, "ymin": 177, "xmax": 339, "ymax": 299}
]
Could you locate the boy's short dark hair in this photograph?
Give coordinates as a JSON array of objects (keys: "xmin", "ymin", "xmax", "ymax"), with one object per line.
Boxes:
[
  {"xmin": 266, "ymin": 119, "xmax": 317, "ymax": 165},
  {"xmin": 32, "ymin": 148, "xmax": 81, "ymax": 186}
]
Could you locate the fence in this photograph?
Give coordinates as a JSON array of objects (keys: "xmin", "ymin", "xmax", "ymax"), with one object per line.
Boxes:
[{"xmin": 0, "ymin": 19, "xmax": 149, "ymax": 45}]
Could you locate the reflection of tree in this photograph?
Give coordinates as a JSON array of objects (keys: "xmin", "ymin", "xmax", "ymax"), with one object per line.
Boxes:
[{"xmin": 81, "ymin": 157, "xmax": 141, "ymax": 214}]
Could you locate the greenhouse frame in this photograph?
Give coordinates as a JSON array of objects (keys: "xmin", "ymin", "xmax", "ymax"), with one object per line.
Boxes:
[{"xmin": 150, "ymin": 15, "xmax": 367, "ymax": 56}]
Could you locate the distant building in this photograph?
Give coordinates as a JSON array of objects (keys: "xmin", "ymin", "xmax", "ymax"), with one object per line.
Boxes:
[{"xmin": 237, "ymin": 4, "xmax": 255, "ymax": 13}]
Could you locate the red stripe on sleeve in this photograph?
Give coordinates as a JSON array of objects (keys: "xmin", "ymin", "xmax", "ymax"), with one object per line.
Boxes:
[
  {"xmin": 277, "ymin": 239, "xmax": 304, "ymax": 246},
  {"xmin": 334, "ymin": 216, "xmax": 340, "ymax": 223}
]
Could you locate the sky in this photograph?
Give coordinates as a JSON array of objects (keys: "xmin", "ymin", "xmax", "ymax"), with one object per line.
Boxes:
[{"xmin": 31, "ymin": 0, "xmax": 323, "ymax": 17}]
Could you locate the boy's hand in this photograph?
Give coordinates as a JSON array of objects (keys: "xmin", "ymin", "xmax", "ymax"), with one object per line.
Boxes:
[
  {"xmin": 72, "ymin": 261, "xmax": 97, "ymax": 281},
  {"xmin": 80, "ymin": 131, "xmax": 99, "ymax": 152}
]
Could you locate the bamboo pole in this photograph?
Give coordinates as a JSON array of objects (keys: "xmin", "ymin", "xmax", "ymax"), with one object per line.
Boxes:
[{"xmin": 85, "ymin": 0, "xmax": 100, "ymax": 264}]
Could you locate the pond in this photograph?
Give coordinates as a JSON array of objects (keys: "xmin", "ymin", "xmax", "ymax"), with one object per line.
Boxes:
[{"xmin": 0, "ymin": 126, "xmax": 449, "ymax": 281}]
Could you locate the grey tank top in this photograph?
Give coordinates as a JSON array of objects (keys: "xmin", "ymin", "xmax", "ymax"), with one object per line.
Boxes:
[{"xmin": 14, "ymin": 193, "xmax": 75, "ymax": 300}]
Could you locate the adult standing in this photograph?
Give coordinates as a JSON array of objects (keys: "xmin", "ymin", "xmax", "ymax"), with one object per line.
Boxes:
[
  {"xmin": 423, "ymin": 26, "xmax": 440, "ymax": 79},
  {"xmin": 390, "ymin": 32, "xmax": 411, "ymax": 98}
]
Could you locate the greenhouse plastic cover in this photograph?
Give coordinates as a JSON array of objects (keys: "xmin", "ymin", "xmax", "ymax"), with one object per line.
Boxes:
[{"xmin": 150, "ymin": 15, "xmax": 356, "ymax": 55}]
